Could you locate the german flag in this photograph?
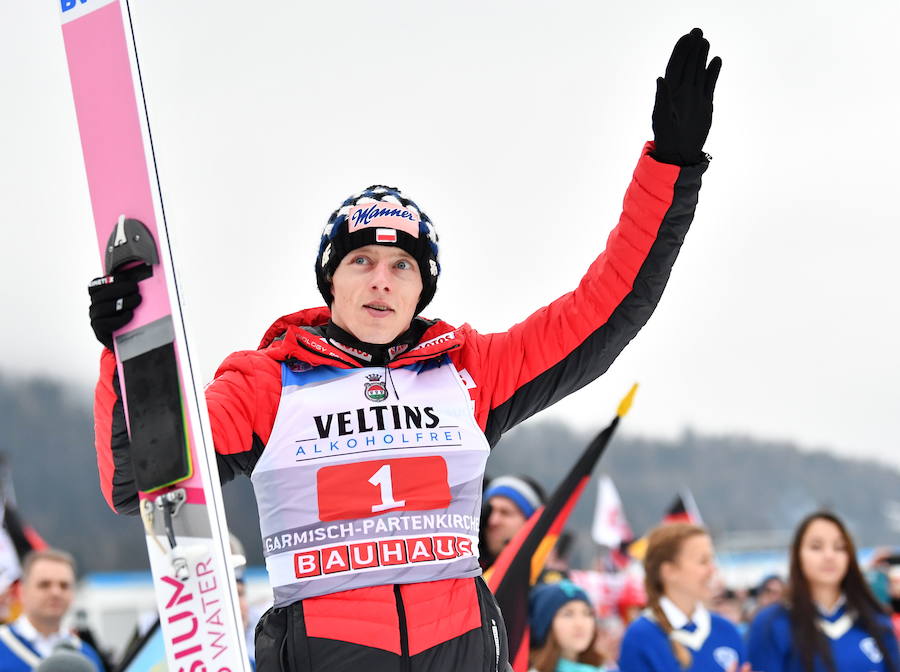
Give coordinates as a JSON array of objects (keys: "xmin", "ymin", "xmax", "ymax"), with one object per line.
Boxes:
[
  {"xmin": 662, "ymin": 489, "xmax": 703, "ymax": 525},
  {"xmin": 624, "ymin": 488, "xmax": 703, "ymax": 561},
  {"xmin": 3, "ymin": 504, "xmax": 48, "ymax": 559},
  {"xmin": 485, "ymin": 385, "xmax": 637, "ymax": 672}
]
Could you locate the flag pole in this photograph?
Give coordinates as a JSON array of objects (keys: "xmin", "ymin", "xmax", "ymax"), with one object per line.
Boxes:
[{"xmin": 486, "ymin": 384, "xmax": 638, "ymax": 671}]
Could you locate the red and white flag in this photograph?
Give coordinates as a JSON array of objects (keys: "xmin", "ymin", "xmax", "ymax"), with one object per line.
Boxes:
[
  {"xmin": 375, "ymin": 228, "xmax": 397, "ymax": 243},
  {"xmin": 591, "ymin": 475, "xmax": 633, "ymax": 548},
  {"xmin": 0, "ymin": 507, "xmax": 21, "ymax": 591}
]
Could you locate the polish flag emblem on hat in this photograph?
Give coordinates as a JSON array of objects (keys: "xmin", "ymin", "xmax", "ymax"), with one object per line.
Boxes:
[{"xmin": 376, "ymin": 228, "xmax": 397, "ymax": 243}]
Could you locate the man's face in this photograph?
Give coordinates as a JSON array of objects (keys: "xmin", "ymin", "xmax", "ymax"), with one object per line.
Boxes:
[
  {"xmin": 20, "ymin": 559, "xmax": 75, "ymax": 627},
  {"xmin": 485, "ymin": 496, "xmax": 527, "ymax": 557},
  {"xmin": 330, "ymin": 245, "xmax": 423, "ymax": 345}
]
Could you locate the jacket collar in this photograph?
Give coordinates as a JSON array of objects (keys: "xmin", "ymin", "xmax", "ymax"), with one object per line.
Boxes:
[
  {"xmin": 646, "ymin": 597, "xmax": 712, "ymax": 651},
  {"xmin": 11, "ymin": 616, "xmax": 80, "ymax": 657},
  {"xmin": 815, "ymin": 593, "xmax": 847, "ymax": 621},
  {"xmin": 257, "ymin": 306, "xmax": 464, "ymax": 368},
  {"xmin": 816, "ymin": 594, "xmax": 854, "ymax": 639},
  {"xmin": 315, "ymin": 320, "xmax": 429, "ymax": 366}
]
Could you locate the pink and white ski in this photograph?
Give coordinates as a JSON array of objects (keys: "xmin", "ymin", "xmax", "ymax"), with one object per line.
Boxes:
[{"xmin": 60, "ymin": 1, "xmax": 250, "ymax": 669}]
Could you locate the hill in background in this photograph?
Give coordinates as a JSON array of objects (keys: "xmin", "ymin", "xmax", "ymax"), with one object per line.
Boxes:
[{"xmin": 2, "ymin": 372, "xmax": 897, "ymax": 573}]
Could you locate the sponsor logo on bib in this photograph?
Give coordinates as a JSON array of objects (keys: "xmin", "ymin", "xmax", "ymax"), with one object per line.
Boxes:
[
  {"xmin": 61, "ymin": 0, "xmax": 89, "ymax": 11},
  {"xmin": 365, "ymin": 373, "xmax": 388, "ymax": 402},
  {"xmin": 293, "ymin": 533, "xmax": 476, "ymax": 579},
  {"xmin": 348, "ymin": 203, "xmax": 420, "ymax": 238}
]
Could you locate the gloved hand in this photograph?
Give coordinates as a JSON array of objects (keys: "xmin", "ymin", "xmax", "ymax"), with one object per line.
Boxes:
[
  {"xmin": 652, "ymin": 28, "xmax": 722, "ymax": 166},
  {"xmin": 88, "ymin": 270, "xmax": 143, "ymax": 350}
]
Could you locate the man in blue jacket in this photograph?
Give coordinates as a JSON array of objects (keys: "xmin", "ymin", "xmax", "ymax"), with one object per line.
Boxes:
[{"xmin": 0, "ymin": 550, "xmax": 104, "ymax": 672}]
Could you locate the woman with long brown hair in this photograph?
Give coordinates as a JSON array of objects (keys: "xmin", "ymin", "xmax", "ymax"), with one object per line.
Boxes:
[
  {"xmin": 619, "ymin": 523, "xmax": 747, "ymax": 671},
  {"xmin": 747, "ymin": 511, "xmax": 899, "ymax": 672}
]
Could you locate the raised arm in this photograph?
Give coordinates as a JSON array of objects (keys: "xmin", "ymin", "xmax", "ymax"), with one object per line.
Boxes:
[{"xmin": 464, "ymin": 29, "xmax": 722, "ymax": 445}]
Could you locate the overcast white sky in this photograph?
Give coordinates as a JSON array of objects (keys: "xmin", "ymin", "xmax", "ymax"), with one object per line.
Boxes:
[{"xmin": 3, "ymin": 2, "xmax": 899, "ymax": 468}]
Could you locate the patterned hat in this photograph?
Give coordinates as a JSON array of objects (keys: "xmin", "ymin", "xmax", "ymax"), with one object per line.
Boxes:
[{"xmin": 315, "ymin": 185, "xmax": 440, "ymax": 315}]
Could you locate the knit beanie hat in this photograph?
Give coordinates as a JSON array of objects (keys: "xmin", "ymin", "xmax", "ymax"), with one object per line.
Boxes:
[
  {"xmin": 529, "ymin": 580, "xmax": 593, "ymax": 648},
  {"xmin": 483, "ymin": 475, "xmax": 545, "ymax": 519},
  {"xmin": 315, "ymin": 185, "xmax": 440, "ymax": 315}
]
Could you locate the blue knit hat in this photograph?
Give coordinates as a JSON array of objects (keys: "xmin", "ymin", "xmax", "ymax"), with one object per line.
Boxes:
[
  {"xmin": 529, "ymin": 580, "xmax": 593, "ymax": 648},
  {"xmin": 484, "ymin": 475, "xmax": 545, "ymax": 519},
  {"xmin": 315, "ymin": 185, "xmax": 440, "ymax": 315}
]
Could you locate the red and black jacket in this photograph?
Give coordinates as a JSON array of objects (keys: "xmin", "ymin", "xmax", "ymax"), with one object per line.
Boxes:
[{"xmin": 92, "ymin": 144, "xmax": 707, "ymax": 671}]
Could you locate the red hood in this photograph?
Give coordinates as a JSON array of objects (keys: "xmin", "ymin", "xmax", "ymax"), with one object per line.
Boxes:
[{"xmin": 257, "ymin": 306, "xmax": 466, "ymax": 368}]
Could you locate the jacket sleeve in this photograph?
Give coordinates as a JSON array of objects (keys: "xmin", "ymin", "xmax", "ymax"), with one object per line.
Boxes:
[
  {"xmin": 463, "ymin": 142, "xmax": 708, "ymax": 446},
  {"xmin": 93, "ymin": 347, "xmax": 281, "ymax": 515},
  {"xmin": 94, "ymin": 348, "xmax": 140, "ymax": 514},
  {"xmin": 206, "ymin": 350, "xmax": 282, "ymax": 481}
]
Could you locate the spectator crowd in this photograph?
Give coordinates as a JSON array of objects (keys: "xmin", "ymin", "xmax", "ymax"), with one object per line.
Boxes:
[{"xmin": 3, "ymin": 475, "xmax": 900, "ymax": 671}]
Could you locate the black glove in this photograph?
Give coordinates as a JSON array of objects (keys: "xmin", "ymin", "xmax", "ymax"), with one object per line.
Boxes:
[
  {"xmin": 88, "ymin": 270, "xmax": 143, "ymax": 350},
  {"xmin": 652, "ymin": 28, "xmax": 722, "ymax": 166}
]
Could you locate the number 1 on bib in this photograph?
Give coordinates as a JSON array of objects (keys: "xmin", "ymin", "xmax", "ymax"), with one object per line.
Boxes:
[{"xmin": 369, "ymin": 464, "xmax": 407, "ymax": 513}]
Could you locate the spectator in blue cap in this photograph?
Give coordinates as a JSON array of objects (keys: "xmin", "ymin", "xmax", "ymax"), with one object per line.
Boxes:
[
  {"xmin": 480, "ymin": 475, "xmax": 546, "ymax": 570},
  {"xmin": 529, "ymin": 580, "xmax": 607, "ymax": 672}
]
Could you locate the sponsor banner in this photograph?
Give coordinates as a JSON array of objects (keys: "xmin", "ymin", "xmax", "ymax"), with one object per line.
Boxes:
[
  {"xmin": 331, "ymin": 340, "xmax": 373, "ymax": 362},
  {"xmin": 263, "ymin": 509, "xmax": 480, "ymax": 556},
  {"xmin": 293, "ymin": 428, "xmax": 464, "ymax": 462},
  {"xmin": 410, "ymin": 330, "xmax": 457, "ymax": 352},
  {"xmin": 348, "ymin": 203, "xmax": 420, "ymax": 238},
  {"xmin": 265, "ymin": 532, "xmax": 478, "ymax": 586},
  {"xmin": 145, "ymin": 535, "xmax": 247, "ymax": 671}
]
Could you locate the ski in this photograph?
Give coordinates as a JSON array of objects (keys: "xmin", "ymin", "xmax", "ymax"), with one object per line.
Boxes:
[{"xmin": 60, "ymin": 1, "xmax": 250, "ymax": 670}]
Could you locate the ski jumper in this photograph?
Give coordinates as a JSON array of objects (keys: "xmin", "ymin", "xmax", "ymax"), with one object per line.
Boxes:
[
  {"xmin": 618, "ymin": 603, "xmax": 746, "ymax": 672},
  {"xmin": 747, "ymin": 602, "xmax": 900, "ymax": 672},
  {"xmin": 93, "ymin": 143, "xmax": 708, "ymax": 672}
]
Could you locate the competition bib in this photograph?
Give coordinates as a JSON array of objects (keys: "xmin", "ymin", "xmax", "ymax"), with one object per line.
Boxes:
[{"xmin": 251, "ymin": 356, "xmax": 490, "ymax": 606}]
